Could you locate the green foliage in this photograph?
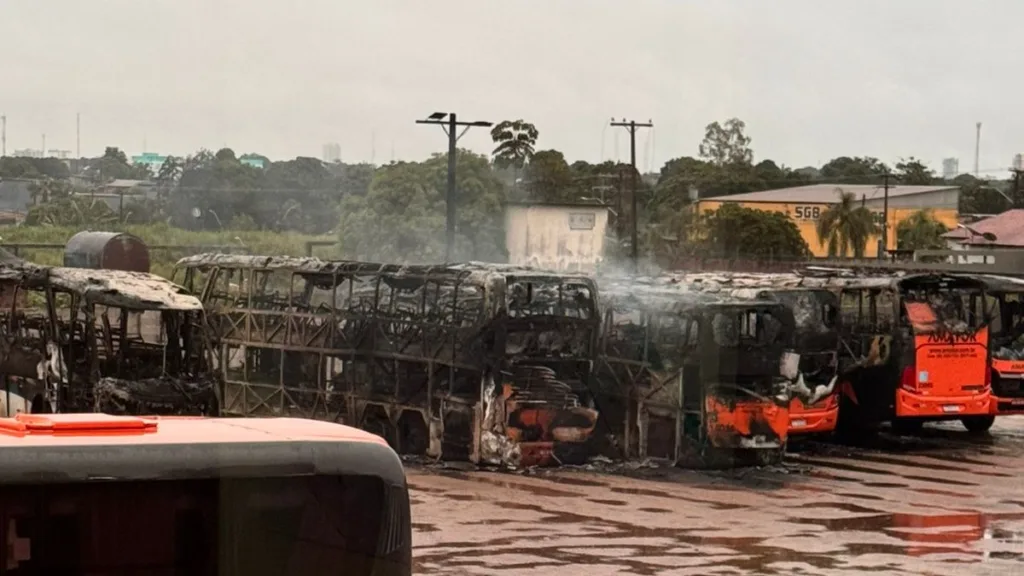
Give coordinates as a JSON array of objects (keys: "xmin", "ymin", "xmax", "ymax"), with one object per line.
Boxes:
[
  {"xmin": 524, "ymin": 149, "xmax": 573, "ymax": 202},
  {"xmin": 0, "ymin": 157, "xmax": 71, "ymax": 179},
  {"xmin": 337, "ymin": 150, "xmax": 506, "ymax": 263},
  {"xmin": 24, "ymin": 196, "xmax": 118, "ymax": 227},
  {"xmin": 698, "ymin": 203, "xmax": 809, "ymax": 259},
  {"xmin": 894, "ymin": 157, "xmax": 935, "ymax": 185},
  {"xmin": 490, "ymin": 120, "xmax": 538, "ymax": 171},
  {"xmin": 699, "ymin": 118, "xmax": 753, "ymax": 166},
  {"xmin": 815, "ymin": 189, "xmax": 879, "ymax": 258},
  {"xmin": 896, "ymin": 209, "xmax": 949, "ymax": 251},
  {"xmin": 86, "ymin": 147, "xmax": 151, "ymax": 182},
  {"xmin": 955, "ymin": 174, "xmax": 1010, "ymax": 214},
  {"xmin": 819, "ymin": 156, "xmax": 888, "ymax": 185}
]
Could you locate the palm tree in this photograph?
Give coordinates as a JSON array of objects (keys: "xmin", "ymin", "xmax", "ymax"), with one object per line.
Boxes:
[
  {"xmin": 815, "ymin": 189, "xmax": 879, "ymax": 258},
  {"xmin": 896, "ymin": 209, "xmax": 949, "ymax": 251},
  {"xmin": 490, "ymin": 120, "xmax": 538, "ymax": 191}
]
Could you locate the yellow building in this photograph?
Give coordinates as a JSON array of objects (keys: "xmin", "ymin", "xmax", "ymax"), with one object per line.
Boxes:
[{"xmin": 697, "ymin": 184, "xmax": 961, "ymax": 258}]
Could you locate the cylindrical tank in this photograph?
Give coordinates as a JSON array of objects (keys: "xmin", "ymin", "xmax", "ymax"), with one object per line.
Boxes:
[{"xmin": 63, "ymin": 231, "xmax": 151, "ymax": 273}]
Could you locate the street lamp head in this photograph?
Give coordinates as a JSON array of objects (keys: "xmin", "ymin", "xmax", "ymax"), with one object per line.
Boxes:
[
  {"xmin": 470, "ymin": 121, "xmax": 493, "ymax": 127},
  {"xmin": 427, "ymin": 112, "xmax": 447, "ymax": 121}
]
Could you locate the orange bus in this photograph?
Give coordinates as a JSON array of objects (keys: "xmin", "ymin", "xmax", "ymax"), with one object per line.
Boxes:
[
  {"xmin": 0, "ymin": 413, "xmax": 412, "ymax": 575},
  {"xmin": 831, "ymin": 273, "xmax": 993, "ymax": 436},
  {"xmin": 975, "ymin": 275, "xmax": 1024, "ymax": 417}
]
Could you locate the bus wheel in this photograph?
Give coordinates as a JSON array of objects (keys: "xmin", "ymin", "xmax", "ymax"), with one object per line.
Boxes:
[
  {"xmin": 890, "ymin": 418, "xmax": 924, "ymax": 436},
  {"xmin": 961, "ymin": 415, "xmax": 996, "ymax": 434}
]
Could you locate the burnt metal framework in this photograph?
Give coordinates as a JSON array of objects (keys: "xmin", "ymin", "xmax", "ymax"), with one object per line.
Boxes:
[
  {"xmin": 748, "ymin": 288, "xmax": 840, "ymax": 403},
  {"xmin": 0, "ymin": 263, "xmax": 212, "ymax": 417},
  {"xmin": 173, "ymin": 254, "xmax": 601, "ymax": 468},
  {"xmin": 593, "ymin": 284, "xmax": 796, "ymax": 465}
]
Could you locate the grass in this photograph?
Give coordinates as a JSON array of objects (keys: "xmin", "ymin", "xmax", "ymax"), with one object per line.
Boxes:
[{"xmin": 0, "ymin": 224, "xmax": 337, "ymax": 279}]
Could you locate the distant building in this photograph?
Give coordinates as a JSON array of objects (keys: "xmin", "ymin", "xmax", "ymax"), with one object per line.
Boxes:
[
  {"xmin": 1014, "ymin": 154, "xmax": 1024, "ymax": 171},
  {"xmin": 504, "ymin": 202, "xmax": 611, "ymax": 272},
  {"xmin": 697, "ymin": 184, "xmax": 961, "ymax": 258},
  {"xmin": 239, "ymin": 155, "xmax": 266, "ymax": 169},
  {"xmin": 942, "ymin": 157, "xmax": 959, "ymax": 180},
  {"xmin": 131, "ymin": 152, "xmax": 168, "ymax": 175},
  {"xmin": 322, "ymin": 143, "xmax": 341, "ymax": 164},
  {"xmin": 13, "ymin": 149, "xmax": 42, "ymax": 158}
]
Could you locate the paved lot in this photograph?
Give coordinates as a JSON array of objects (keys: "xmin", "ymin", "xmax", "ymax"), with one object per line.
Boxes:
[{"xmin": 408, "ymin": 417, "xmax": 1024, "ymax": 575}]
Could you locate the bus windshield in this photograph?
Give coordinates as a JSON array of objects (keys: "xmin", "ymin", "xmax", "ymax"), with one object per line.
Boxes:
[{"xmin": 0, "ymin": 474, "xmax": 411, "ymax": 576}]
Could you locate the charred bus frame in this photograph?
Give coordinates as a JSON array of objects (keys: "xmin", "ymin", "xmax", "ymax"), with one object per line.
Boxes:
[
  {"xmin": 172, "ymin": 254, "xmax": 602, "ymax": 468},
  {"xmin": 0, "ymin": 263, "xmax": 212, "ymax": 417},
  {"xmin": 653, "ymin": 273, "xmax": 842, "ymax": 437},
  {"xmin": 594, "ymin": 282, "xmax": 798, "ymax": 467}
]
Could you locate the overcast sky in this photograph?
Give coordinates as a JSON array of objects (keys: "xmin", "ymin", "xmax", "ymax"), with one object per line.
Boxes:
[{"xmin": 1, "ymin": 0, "xmax": 1020, "ymax": 175}]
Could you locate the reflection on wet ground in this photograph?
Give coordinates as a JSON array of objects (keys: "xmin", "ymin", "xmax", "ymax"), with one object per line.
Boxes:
[{"xmin": 409, "ymin": 416, "xmax": 1024, "ymax": 575}]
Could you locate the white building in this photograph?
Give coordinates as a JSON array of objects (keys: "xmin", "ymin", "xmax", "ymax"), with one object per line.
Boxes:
[
  {"xmin": 504, "ymin": 202, "xmax": 611, "ymax": 273},
  {"xmin": 322, "ymin": 143, "xmax": 341, "ymax": 163},
  {"xmin": 941, "ymin": 157, "xmax": 959, "ymax": 180}
]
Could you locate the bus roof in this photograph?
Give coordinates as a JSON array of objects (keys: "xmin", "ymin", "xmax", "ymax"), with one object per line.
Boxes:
[{"xmin": 0, "ymin": 414, "xmax": 405, "ymax": 487}]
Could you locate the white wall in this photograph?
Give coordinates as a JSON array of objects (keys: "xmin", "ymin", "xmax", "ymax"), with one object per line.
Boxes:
[{"xmin": 505, "ymin": 204, "xmax": 610, "ymax": 272}]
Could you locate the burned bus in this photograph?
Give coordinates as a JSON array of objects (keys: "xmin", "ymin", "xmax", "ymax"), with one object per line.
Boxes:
[
  {"xmin": 656, "ymin": 273, "xmax": 842, "ymax": 437},
  {"xmin": 805, "ymin": 271, "xmax": 994, "ymax": 435},
  {"xmin": 172, "ymin": 254, "xmax": 601, "ymax": 468},
  {"xmin": 970, "ymin": 274, "xmax": 1024, "ymax": 417},
  {"xmin": 594, "ymin": 281, "xmax": 799, "ymax": 467},
  {"xmin": 0, "ymin": 263, "xmax": 214, "ymax": 417}
]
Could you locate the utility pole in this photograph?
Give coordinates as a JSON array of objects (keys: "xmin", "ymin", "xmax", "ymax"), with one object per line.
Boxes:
[
  {"xmin": 41, "ymin": 134, "xmax": 45, "ymax": 158},
  {"xmin": 416, "ymin": 112, "xmax": 493, "ymax": 262},
  {"xmin": 611, "ymin": 118, "xmax": 653, "ymax": 273},
  {"xmin": 974, "ymin": 122, "xmax": 982, "ymax": 177},
  {"xmin": 880, "ymin": 171, "xmax": 897, "ymax": 259},
  {"xmin": 1012, "ymin": 168, "xmax": 1024, "ymax": 208},
  {"xmin": 76, "ymin": 113, "xmax": 80, "ymax": 158},
  {"xmin": 1, "ymin": 115, "xmax": 5, "ymax": 158}
]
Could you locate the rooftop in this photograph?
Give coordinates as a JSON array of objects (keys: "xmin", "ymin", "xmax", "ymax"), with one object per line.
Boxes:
[
  {"xmin": 702, "ymin": 184, "xmax": 958, "ymax": 204},
  {"xmin": 943, "ymin": 209, "xmax": 1024, "ymax": 246}
]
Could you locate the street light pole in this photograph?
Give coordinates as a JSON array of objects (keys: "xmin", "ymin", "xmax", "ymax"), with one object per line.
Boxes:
[{"xmin": 416, "ymin": 112, "xmax": 493, "ymax": 262}]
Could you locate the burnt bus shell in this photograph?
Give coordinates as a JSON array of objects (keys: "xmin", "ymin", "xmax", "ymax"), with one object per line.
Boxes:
[{"xmin": 171, "ymin": 254, "xmax": 602, "ymax": 469}]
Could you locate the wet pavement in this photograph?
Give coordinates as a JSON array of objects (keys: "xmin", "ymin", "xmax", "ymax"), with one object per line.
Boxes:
[{"xmin": 408, "ymin": 416, "xmax": 1024, "ymax": 575}]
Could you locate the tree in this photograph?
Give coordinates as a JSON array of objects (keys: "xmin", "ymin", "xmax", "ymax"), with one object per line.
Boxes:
[
  {"xmin": 815, "ymin": 189, "xmax": 879, "ymax": 258},
  {"xmin": 524, "ymin": 149, "xmax": 573, "ymax": 202},
  {"xmin": 490, "ymin": 120, "xmax": 538, "ymax": 190},
  {"xmin": 698, "ymin": 118, "xmax": 753, "ymax": 166},
  {"xmin": 894, "ymin": 157, "xmax": 935, "ymax": 185},
  {"xmin": 338, "ymin": 150, "xmax": 506, "ymax": 263},
  {"xmin": 896, "ymin": 209, "xmax": 948, "ymax": 251},
  {"xmin": 819, "ymin": 156, "xmax": 889, "ymax": 185},
  {"xmin": 87, "ymin": 147, "xmax": 150, "ymax": 182},
  {"xmin": 956, "ymin": 174, "xmax": 1010, "ymax": 215},
  {"xmin": 698, "ymin": 203, "xmax": 809, "ymax": 260}
]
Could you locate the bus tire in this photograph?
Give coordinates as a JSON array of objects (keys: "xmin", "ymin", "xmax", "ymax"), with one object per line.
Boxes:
[
  {"xmin": 890, "ymin": 418, "xmax": 924, "ymax": 436},
  {"xmin": 961, "ymin": 415, "xmax": 996, "ymax": 434}
]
